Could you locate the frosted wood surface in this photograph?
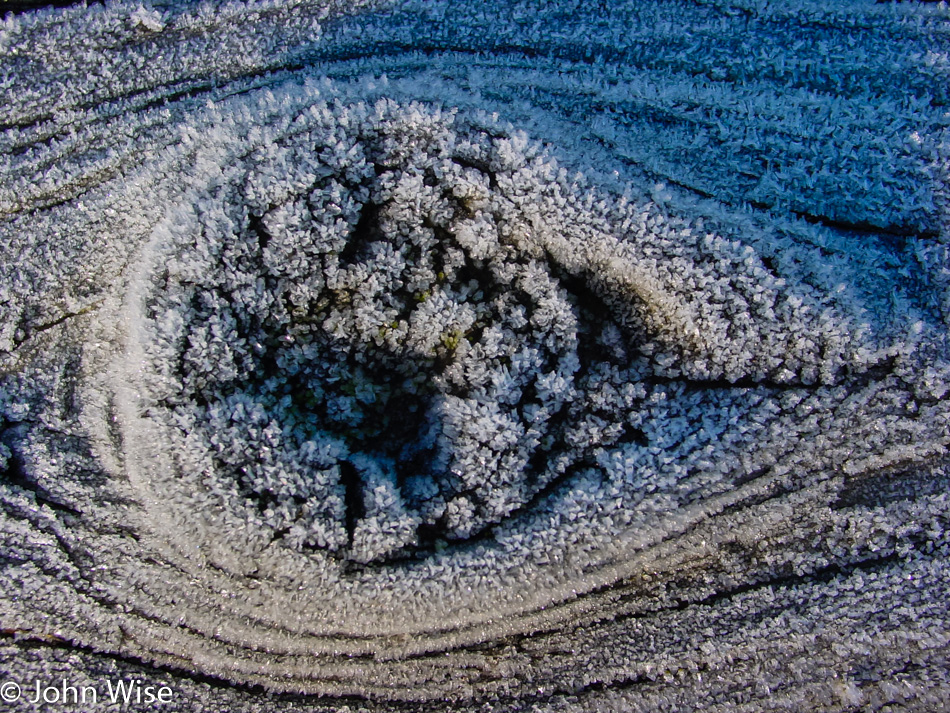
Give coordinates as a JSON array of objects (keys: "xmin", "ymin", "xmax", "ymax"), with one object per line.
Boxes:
[{"xmin": 1, "ymin": 1, "xmax": 949, "ymax": 710}]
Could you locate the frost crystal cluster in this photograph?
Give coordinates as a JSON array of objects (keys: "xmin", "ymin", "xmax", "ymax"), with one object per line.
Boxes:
[
  {"xmin": 2, "ymin": 0, "xmax": 950, "ymax": 711},
  {"xmin": 144, "ymin": 105, "xmax": 598, "ymax": 563}
]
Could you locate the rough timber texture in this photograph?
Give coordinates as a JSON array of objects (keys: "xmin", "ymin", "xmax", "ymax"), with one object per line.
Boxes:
[{"xmin": 1, "ymin": 0, "xmax": 949, "ymax": 710}]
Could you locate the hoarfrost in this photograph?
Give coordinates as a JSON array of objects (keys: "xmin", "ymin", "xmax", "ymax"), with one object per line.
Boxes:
[{"xmin": 1, "ymin": 0, "xmax": 949, "ymax": 710}]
